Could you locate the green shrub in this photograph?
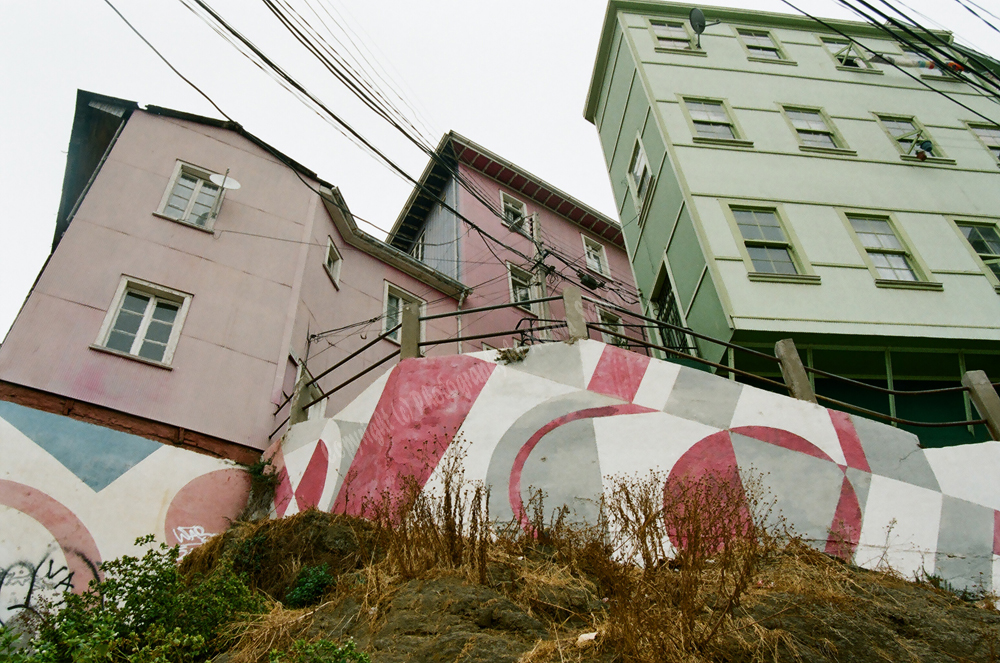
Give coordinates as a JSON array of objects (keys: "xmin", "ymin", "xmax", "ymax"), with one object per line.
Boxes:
[
  {"xmin": 269, "ymin": 639, "xmax": 370, "ymax": 663},
  {"xmin": 284, "ymin": 564, "xmax": 336, "ymax": 608},
  {"xmin": 28, "ymin": 535, "xmax": 264, "ymax": 663}
]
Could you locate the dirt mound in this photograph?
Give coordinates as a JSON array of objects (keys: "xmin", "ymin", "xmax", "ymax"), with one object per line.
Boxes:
[{"xmin": 185, "ymin": 490, "xmax": 1000, "ymax": 663}]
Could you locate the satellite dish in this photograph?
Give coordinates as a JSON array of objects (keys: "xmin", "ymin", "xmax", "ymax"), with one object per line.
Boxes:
[
  {"xmin": 690, "ymin": 7, "xmax": 707, "ymax": 35},
  {"xmin": 210, "ymin": 173, "xmax": 241, "ymax": 190}
]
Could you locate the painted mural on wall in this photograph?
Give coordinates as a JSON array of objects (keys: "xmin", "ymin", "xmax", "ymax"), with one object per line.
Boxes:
[
  {"xmin": 270, "ymin": 339, "xmax": 1000, "ymax": 593},
  {"xmin": 0, "ymin": 402, "xmax": 249, "ymax": 625}
]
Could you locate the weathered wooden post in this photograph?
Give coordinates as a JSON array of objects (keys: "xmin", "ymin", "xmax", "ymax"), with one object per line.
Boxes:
[
  {"xmin": 400, "ymin": 301, "xmax": 421, "ymax": 359},
  {"xmin": 962, "ymin": 370, "xmax": 1000, "ymax": 440},
  {"xmin": 562, "ymin": 285, "xmax": 588, "ymax": 341},
  {"xmin": 774, "ymin": 338, "xmax": 817, "ymax": 404}
]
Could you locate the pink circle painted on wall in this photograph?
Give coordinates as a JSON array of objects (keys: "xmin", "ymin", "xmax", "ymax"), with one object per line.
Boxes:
[{"xmin": 164, "ymin": 468, "xmax": 250, "ymax": 558}]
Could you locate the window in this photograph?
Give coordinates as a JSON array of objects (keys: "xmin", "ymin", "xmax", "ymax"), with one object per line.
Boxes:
[
  {"xmin": 508, "ymin": 265, "xmax": 537, "ymax": 313},
  {"xmin": 597, "ymin": 308, "xmax": 628, "ymax": 348},
  {"xmin": 957, "ymin": 222, "xmax": 1000, "ymax": 280},
  {"xmin": 738, "ymin": 29, "xmax": 784, "ymax": 60},
  {"xmin": 649, "ymin": 20, "xmax": 694, "ymax": 51},
  {"xmin": 732, "ymin": 208, "xmax": 798, "ymax": 275},
  {"xmin": 501, "ymin": 193, "xmax": 531, "ymax": 235},
  {"xmin": 783, "ymin": 107, "xmax": 843, "ymax": 150},
  {"xmin": 411, "ymin": 233, "xmax": 425, "ymax": 262},
  {"xmin": 627, "ymin": 139, "xmax": 652, "ymax": 209},
  {"xmin": 847, "ymin": 215, "xmax": 917, "ymax": 281},
  {"xmin": 821, "ymin": 37, "xmax": 873, "ymax": 70},
  {"xmin": 582, "ymin": 236, "xmax": 609, "ymax": 276},
  {"xmin": 324, "ymin": 237, "xmax": 343, "ymax": 287},
  {"xmin": 685, "ymin": 99, "xmax": 738, "ymax": 140},
  {"xmin": 94, "ymin": 277, "xmax": 191, "ymax": 366},
  {"xmin": 157, "ymin": 162, "xmax": 222, "ymax": 229},
  {"xmin": 651, "ymin": 276, "xmax": 693, "ymax": 352},
  {"xmin": 878, "ymin": 115, "xmax": 934, "ymax": 156},
  {"xmin": 384, "ymin": 284, "xmax": 423, "ymax": 343},
  {"xmin": 900, "ymin": 49, "xmax": 944, "ymax": 76},
  {"xmin": 969, "ymin": 124, "xmax": 1000, "ymax": 161}
]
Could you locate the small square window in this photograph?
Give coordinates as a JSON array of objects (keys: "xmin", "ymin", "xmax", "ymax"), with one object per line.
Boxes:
[
  {"xmin": 969, "ymin": 124, "xmax": 1000, "ymax": 161},
  {"xmin": 508, "ymin": 265, "xmax": 537, "ymax": 313},
  {"xmin": 157, "ymin": 162, "xmax": 223, "ymax": 229},
  {"xmin": 649, "ymin": 20, "xmax": 695, "ymax": 51},
  {"xmin": 847, "ymin": 215, "xmax": 919, "ymax": 281},
  {"xmin": 957, "ymin": 222, "xmax": 1000, "ymax": 281},
  {"xmin": 325, "ymin": 237, "xmax": 343, "ymax": 287},
  {"xmin": 738, "ymin": 29, "xmax": 784, "ymax": 60},
  {"xmin": 501, "ymin": 193, "xmax": 531, "ymax": 235},
  {"xmin": 597, "ymin": 308, "xmax": 629, "ymax": 348},
  {"xmin": 94, "ymin": 277, "xmax": 191, "ymax": 366},
  {"xmin": 731, "ymin": 207, "xmax": 799, "ymax": 275},
  {"xmin": 384, "ymin": 284, "xmax": 424, "ymax": 343},
  {"xmin": 784, "ymin": 107, "xmax": 843, "ymax": 150},
  {"xmin": 627, "ymin": 140, "xmax": 652, "ymax": 211},
  {"xmin": 582, "ymin": 235, "xmax": 609, "ymax": 276},
  {"xmin": 877, "ymin": 115, "xmax": 937, "ymax": 157},
  {"xmin": 685, "ymin": 99, "xmax": 739, "ymax": 140},
  {"xmin": 822, "ymin": 37, "xmax": 874, "ymax": 70}
]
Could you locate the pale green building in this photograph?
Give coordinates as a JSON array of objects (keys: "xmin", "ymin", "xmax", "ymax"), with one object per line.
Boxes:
[{"xmin": 584, "ymin": 1, "xmax": 1000, "ymax": 445}]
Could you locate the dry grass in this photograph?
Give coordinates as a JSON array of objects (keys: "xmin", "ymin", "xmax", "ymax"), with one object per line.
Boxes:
[{"xmin": 221, "ymin": 601, "xmax": 331, "ymax": 663}]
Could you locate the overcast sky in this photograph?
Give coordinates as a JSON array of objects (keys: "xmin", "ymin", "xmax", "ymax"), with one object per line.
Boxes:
[{"xmin": 1, "ymin": 0, "xmax": 997, "ymax": 339}]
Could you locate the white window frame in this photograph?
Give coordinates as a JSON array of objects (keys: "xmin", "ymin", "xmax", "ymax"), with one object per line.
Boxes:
[
  {"xmin": 383, "ymin": 282, "xmax": 425, "ymax": 344},
  {"xmin": 968, "ymin": 122, "xmax": 1000, "ymax": 163},
  {"xmin": 508, "ymin": 264, "xmax": 538, "ymax": 315},
  {"xmin": 92, "ymin": 276, "xmax": 192, "ymax": 368},
  {"xmin": 596, "ymin": 307, "xmax": 628, "ymax": 348},
  {"xmin": 411, "ymin": 233, "xmax": 426, "ymax": 262},
  {"xmin": 736, "ymin": 28, "xmax": 789, "ymax": 62},
  {"xmin": 647, "ymin": 19, "xmax": 698, "ymax": 53},
  {"xmin": 582, "ymin": 235, "xmax": 610, "ymax": 277},
  {"xmin": 325, "ymin": 237, "xmax": 343, "ymax": 289},
  {"xmin": 820, "ymin": 37, "xmax": 877, "ymax": 72},
  {"xmin": 155, "ymin": 161, "xmax": 225, "ymax": 231},
  {"xmin": 501, "ymin": 192, "xmax": 531, "ymax": 235}
]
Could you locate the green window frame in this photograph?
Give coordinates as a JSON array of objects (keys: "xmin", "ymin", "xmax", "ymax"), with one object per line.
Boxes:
[
  {"xmin": 875, "ymin": 114, "xmax": 952, "ymax": 164},
  {"xmin": 680, "ymin": 97, "xmax": 753, "ymax": 147},
  {"xmin": 842, "ymin": 212, "xmax": 940, "ymax": 290},
  {"xmin": 647, "ymin": 19, "xmax": 699, "ymax": 54},
  {"xmin": 781, "ymin": 106, "xmax": 852, "ymax": 153},
  {"xmin": 968, "ymin": 123, "xmax": 1000, "ymax": 162},
  {"xmin": 820, "ymin": 37, "xmax": 881, "ymax": 74},
  {"xmin": 955, "ymin": 220, "xmax": 1000, "ymax": 286},
  {"xmin": 723, "ymin": 204, "xmax": 818, "ymax": 283},
  {"xmin": 627, "ymin": 137, "xmax": 652, "ymax": 214},
  {"xmin": 736, "ymin": 28, "xmax": 792, "ymax": 63}
]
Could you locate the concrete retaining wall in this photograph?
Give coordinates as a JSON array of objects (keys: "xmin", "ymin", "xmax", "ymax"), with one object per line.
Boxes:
[
  {"xmin": 271, "ymin": 339, "xmax": 1000, "ymax": 593},
  {"xmin": 0, "ymin": 401, "xmax": 248, "ymax": 625}
]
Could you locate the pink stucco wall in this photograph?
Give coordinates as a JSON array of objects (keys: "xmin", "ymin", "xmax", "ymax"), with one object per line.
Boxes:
[
  {"xmin": 0, "ymin": 111, "xmax": 460, "ymax": 451},
  {"xmin": 454, "ymin": 164, "xmax": 641, "ymax": 348}
]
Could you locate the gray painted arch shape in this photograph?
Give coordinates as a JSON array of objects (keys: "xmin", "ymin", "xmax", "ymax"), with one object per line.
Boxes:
[{"xmin": 486, "ymin": 390, "xmax": 620, "ymax": 522}]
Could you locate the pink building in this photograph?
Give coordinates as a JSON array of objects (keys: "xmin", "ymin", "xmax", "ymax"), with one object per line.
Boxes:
[
  {"xmin": 385, "ymin": 132, "xmax": 641, "ymax": 353},
  {"xmin": 0, "ymin": 93, "xmax": 640, "ymax": 461}
]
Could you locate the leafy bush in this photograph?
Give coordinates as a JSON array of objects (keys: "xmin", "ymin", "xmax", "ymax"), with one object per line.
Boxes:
[
  {"xmin": 284, "ymin": 564, "xmax": 336, "ymax": 608},
  {"xmin": 269, "ymin": 638, "xmax": 370, "ymax": 663},
  {"xmin": 28, "ymin": 535, "xmax": 265, "ymax": 663}
]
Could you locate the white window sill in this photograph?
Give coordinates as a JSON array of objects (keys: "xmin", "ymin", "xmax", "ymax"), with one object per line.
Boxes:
[
  {"xmin": 324, "ymin": 264, "xmax": 341, "ymax": 290},
  {"xmin": 747, "ymin": 273, "xmax": 821, "ymax": 285},
  {"xmin": 692, "ymin": 136, "xmax": 755, "ymax": 149},
  {"xmin": 152, "ymin": 212, "xmax": 215, "ymax": 233},
  {"xmin": 874, "ymin": 279, "xmax": 943, "ymax": 291},
  {"xmin": 89, "ymin": 344, "xmax": 174, "ymax": 369}
]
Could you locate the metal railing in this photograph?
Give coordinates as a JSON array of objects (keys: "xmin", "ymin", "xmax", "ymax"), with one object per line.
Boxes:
[{"xmin": 274, "ymin": 285, "xmax": 1000, "ymax": 443}]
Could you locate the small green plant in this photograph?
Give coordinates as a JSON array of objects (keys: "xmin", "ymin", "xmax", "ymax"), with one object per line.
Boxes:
[
  {"xmin": 27, "ymin": 535, "xmax": 264, "ymax": 663},
  {"xmin": 269, "ymin": 638, "xmax": 370, "ymax": 663},
  {"xmin": 239, "ymin": 455, "xmax": 281, "ymax": 521},
  {"xmin": 284, "ymin": 564, "xmax": 336, "ymax": 608}
]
